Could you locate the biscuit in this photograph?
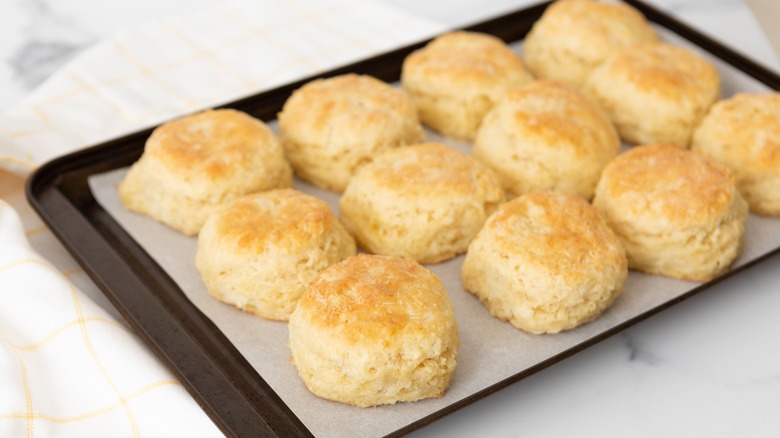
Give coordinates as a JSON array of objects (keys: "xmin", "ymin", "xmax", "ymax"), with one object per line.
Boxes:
[
  {"xmin": 462, "ymin": 192, "xmax": 627, "ymax": 334},
  {"xmin": 339, "ymin": 142, "xmax": 505, "ymax": 263},
  {"xmin": 691, "ymin": 92, "xmax": 780, "ymax": 216},
  {"xmin": 195, "ymin": 189, "xmax": 356, "ymax": 321},
  {"xmin": 289, "ymin": 254, "xmax": 459, "ymax": 407},
  {"xmin": 118, "ymin": 109, "xmax": 292, "ymax": 235},
  {"xmin": 523, "ymin": 0, "xmax": 657, "ymax": 87},
  {"xmin": 277, "ymin": 74, "xmax": 424, "ymax": 192},
  {"xmin": 593, "ymin": 144, "xmax": 748, "ymax": 281},
  {"xmin": 473, "ymin": 80, "xmax": 620, "ymax": 199},
  {"xmin": 401, "ymin": 31, "xmax": 534, "ymax": 140},
  {"xmin": 583, "ymin": 42, "xmax": 720, "ymax": 146}
]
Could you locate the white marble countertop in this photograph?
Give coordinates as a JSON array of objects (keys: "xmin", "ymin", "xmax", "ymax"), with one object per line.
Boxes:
[{"xmin": 2, "ymin": 0, "xmax": 779, "ymax": 437}]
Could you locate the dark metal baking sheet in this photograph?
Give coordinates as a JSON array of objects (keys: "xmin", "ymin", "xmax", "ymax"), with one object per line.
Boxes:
[{"xmin": 26, "ymin": 1, "xmax": 780, "ymax": 437}]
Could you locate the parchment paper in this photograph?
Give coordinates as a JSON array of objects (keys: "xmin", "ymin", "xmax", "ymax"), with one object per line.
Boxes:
[{"xmin": 88, "ymin": 27, "xmax": 778, "ymax": 438}]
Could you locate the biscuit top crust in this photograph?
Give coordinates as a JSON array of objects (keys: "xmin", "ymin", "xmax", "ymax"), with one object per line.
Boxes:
[
  {"xmin": 278, "ymin": 73, "xmax": 422, "ymax": 143},
  {"xmin": 295, "ymin": 254, "xmax": 455, "ymax": 345},
  {"xmin": 402, "ymin": 31, "xmax": 533, "ymax": 96},
  {"xmin": 483, "ymin": 192, "xmax": 626, "ymax": 285},
  {"xmin": 493, "ymin": 80, "xmax": 619, "ymax": 155},
  {"xmin": 693, "ymin": 92, "xmax": 780, "ymax": 173},
  {"xmin": 597, "ymin": 144, "xmax": 738, "ymax": 229},
  {"xmin": 358, "ymin": 142, "xmax": 504, "ymax": 199},
  {"xmin": 145, "ymin": 108, "xmax": 283, "ymax": 181},
  {"xmin": 209, "ymin": 189, "xmax": 337, "ymax": 253},
  {"xmin": 599, "ymin": 42, "xmax": 719, "ymax": 102},
  {"xmin": 530, "ymin": 0, "xmax": 656, "ymax": 59}
]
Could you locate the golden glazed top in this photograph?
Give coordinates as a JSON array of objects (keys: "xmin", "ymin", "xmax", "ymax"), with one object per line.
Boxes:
[
  {"xmin": 207, "ymin": 189, "xmax": 341, "ymax": 254},
  {"xmin": 351, "ymin": 142, "xmax": 504, "ymax": 200},
  {"xmin": 479, "ymin": 191, "xmax": 626, "ymax": 285},
  {"xmin": 596, "ymin": 144, "xmax": 738, "ymax": 230},
  {"xmin": 295, "ymin": 254, "xmax": 457, "ymax": 345},
  {"xmin": 146, "ymin": 109, "xmax": 284, "ymax": 182},
  {"xmin": 402, "ymin": 31, "xmax": 533, "ymax": 97}
]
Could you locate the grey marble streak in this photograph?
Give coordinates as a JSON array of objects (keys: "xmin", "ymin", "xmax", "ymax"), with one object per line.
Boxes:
[
  {"xmin": 9, "ymin": 0, "xmax": 94, "ymax": 89},
  {"xmin": 622, "ymin": 333, "xmax": 665, "ymax": 366}
]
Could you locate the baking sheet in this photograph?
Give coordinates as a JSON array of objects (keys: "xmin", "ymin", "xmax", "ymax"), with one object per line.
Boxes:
[{"xmin": 88, "ymin": 27, "xmax": 779, "ymax": 438}]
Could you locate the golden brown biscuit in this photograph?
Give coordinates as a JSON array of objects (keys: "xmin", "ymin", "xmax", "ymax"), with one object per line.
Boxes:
[
  {"xmin": 401, "ymin": 31, "xmax": 534, "ymax": 140},
  {"xmin": 583, "ymin": 42, "xmax": 720, "ymax": 146},
  {"xmin": 593, "ymin": 144, "xmax": 748, "ymax": 281},
  {"xmin": 339, "ymin": 142, "xmax": 505, "ymax": 263},
  {"xmin": 277, "ymin": 74, "xmax": 424, "ymax": 192},
  {"xmin": 289, "ymin": 254, "xmax": 459, "ymax": 407},
  {"xmin": 691, "ymin": 92, "xmax": 780, "ymax": 216},
  {"xmin": 462, "ymin": 192, "xmax": 627, "ymax": 334},
  {"xmin": 523, "ymin": 0, "xmax": 657, "ymax": 87},
  {"xmin": 195, "ymin": 189, "xmax": 356, "ymax": 321},
  {"xmin": 118, "ymin": 109, "xmax": 292, "ymax": 235},
  {"xmin": 473, "ymin": 80, "xmax": 620, "ymax": 199}
]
